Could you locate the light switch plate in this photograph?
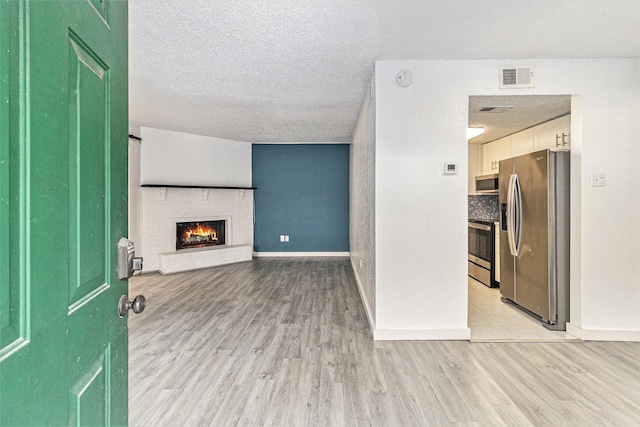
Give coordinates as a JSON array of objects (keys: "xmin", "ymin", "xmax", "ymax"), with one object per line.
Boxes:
[{"xmin": 591, "ymin": 173, "xmax": 606, "ymax": 187}]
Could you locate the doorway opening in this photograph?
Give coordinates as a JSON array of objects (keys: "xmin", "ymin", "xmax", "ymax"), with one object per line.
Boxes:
[{"xmin": 467, "ymin": 95, "xmax": 576, "ymax": 341}]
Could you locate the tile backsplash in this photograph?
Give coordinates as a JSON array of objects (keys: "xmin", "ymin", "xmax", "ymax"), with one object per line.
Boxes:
[{"xmin": 468, "ymin": 195, "xmax": 499, "ymax": 221}]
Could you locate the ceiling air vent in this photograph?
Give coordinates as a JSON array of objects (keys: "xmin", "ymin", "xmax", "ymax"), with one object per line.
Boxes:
[
  {"xmin": 478, "ymin": 106, "xmax": 513, "ymax": 113},
  {"xmin": 499, "ymin": 66, "xmax": 534, "ymax": 89}
]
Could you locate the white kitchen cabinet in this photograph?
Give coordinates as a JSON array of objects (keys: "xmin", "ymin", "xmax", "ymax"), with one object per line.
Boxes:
[
  {"xmin": 510, "ymin": 128, "xmax": 534, "ymax": 157},
  {"xmin": 534, "ymin": 115, "xmax": 571, "ymax": 151},
  {"xmin": 482, "ymin": 136, "xmax": 510, "ymax": 175},
  {"xmin": 481, "ymin": 143, "xmax": 496, "ymax": 175},
  {"xmin": 481, "ymin": 115, "xmax": 571, "ymax": 177}
]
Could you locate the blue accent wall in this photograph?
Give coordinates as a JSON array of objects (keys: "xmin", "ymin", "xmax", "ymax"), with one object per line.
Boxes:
[{"xmin": 252, "ymin": 144, "xmax": 350, "ymax": 252}]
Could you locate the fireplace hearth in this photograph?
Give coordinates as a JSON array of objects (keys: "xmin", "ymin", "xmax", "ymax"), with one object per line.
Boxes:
[{"xmin": 176, "ymin": 220, "xmax": 226, "ymax": 250}]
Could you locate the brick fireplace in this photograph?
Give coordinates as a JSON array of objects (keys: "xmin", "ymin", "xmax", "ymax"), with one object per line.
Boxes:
[{"xmin": 140, "ymin": 186, "xmax": 253, "ymax": 273}]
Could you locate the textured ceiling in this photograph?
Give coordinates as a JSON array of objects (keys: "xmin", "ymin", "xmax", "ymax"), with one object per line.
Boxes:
[
  {"xmin": 373, "ymin": 1, "xmax": 640, "ymax": 60},
  {"xmin": 129, "ymin": 1, "xmax": 640, "ymax": 143}
]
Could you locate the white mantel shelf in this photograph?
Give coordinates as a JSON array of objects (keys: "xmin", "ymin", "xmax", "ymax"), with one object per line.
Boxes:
[
  {"xmin": 141, "ymin": 184, "xmax": 257, "ymax": 190},
  {"xmin": 159, "ymin": 244, "xmax": 253, "ymax": 274}
]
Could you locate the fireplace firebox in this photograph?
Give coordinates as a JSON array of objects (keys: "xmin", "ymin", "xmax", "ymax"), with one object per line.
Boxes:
[{"xmin": 176, "ymin": 220, "xmax": 226, "ymax": 250}]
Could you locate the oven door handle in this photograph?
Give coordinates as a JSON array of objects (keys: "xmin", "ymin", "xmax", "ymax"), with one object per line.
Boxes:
[{"xmin": 468, "ymin": 222, "xmax": 492, "ymax": 231}]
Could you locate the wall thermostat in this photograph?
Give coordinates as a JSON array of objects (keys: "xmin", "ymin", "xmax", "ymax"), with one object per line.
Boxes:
[
  {"xmin": 396, "ymin": 70, "xmax": 413, "ymax": 87},
  {"xmin": 443, "ymin": 162, "xmax": 457, "ymax": 174}
]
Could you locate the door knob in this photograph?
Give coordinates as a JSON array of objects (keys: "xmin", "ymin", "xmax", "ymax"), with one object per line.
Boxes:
[{"xmin": 118, "ymin": 295, "xmax": 146, "ymax": 317}]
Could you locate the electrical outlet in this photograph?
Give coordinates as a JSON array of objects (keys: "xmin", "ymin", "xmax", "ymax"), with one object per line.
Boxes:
[
  {"xmin": 284, "ymin": 235, "xmax": 289, "ymax": 242},
  {"xmin": 591, "ymin": 173, "xmax": 606, "ymax": 187},
  {"xmin": 280, "ymin": 235, "xmax": 285, "ymax": 242}
]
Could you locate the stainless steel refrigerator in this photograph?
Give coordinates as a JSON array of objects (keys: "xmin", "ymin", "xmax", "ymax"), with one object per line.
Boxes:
[{"xmin": 499, "ymin": 149, "xmax": 570, "ymax": 330}]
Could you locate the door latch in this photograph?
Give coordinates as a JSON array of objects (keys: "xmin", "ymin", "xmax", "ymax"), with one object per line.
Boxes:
[{"xmin": 118, "ymin": 295, "xmax": 146, "ymax": 318}]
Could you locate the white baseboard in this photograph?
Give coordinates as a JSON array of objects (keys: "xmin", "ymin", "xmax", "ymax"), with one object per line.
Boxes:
[
  {"xmin": 253, "ymin": 251, "xmax": 350, "ymax": 257},
  {"xmin": 350, "ymin": 257, "xmax": 376, "ymax": 337},
  {"xmin": 372, "ymin": 328, "xmax": 471, "ymax": 341},
  {"xmin": 565, "ymin": 322, "xmax": 582, "ymax": 340},
  {"xmin": 566, "ymin": 322, "xmax": 640, "ymax": 342}
]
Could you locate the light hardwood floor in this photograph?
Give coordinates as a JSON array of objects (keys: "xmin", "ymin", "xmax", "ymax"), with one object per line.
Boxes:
[{"xmin": 129, "ymin": 258, "xmax": 640, "ymax": 426}]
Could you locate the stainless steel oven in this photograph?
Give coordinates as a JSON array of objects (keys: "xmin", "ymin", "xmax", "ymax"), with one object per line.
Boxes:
[{"xmin": 468, "ymin": 220, "xmax": 496, "ymax": 287}]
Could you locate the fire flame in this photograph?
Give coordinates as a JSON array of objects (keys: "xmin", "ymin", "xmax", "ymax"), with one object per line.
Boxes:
[{"xmin": 184, "ymin": 223, "xmax": 217, "ymax": 240}]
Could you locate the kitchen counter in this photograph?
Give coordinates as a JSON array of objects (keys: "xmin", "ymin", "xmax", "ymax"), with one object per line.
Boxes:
[{"xmin": 469, "ymin": 217, "xmax": 498, "ymax": 223}]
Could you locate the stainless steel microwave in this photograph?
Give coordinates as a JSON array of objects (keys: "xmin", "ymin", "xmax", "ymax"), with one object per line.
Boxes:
[{"xmin": 475, "ymin": 173, "xmax": 499, "ymax": 193}]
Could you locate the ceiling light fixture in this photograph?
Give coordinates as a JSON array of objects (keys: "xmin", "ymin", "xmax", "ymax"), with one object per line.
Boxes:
[{"xmin": 467, "ymin": 127, "xmax": 485, "ymax": 140}]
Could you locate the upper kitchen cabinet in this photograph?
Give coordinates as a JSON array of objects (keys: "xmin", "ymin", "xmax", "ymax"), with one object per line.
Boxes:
[
  {"xmin": 510, "ymin": 128, "xmax": 534, "ymax": 157},
  {"xmin": 481, "ymin": 115, "xmax": 572, "ymax": 175},
  {"xmin": 482, "ymin": 136, "xmax": 510, "ymax": 174},
  {"xmin": 534, "ymin": 115, "xmax": 571, "ymax": 151}
]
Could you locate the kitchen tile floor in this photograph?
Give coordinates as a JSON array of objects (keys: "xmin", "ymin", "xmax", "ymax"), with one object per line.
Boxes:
[{"xmin": 468, "ymin": 277, "xmax": 580, "ymax": 342}]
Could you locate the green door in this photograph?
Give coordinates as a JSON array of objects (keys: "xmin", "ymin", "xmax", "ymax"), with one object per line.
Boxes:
[{"xmin": 1, "ymin": 0, "xmax": 130, "ymax": 425}]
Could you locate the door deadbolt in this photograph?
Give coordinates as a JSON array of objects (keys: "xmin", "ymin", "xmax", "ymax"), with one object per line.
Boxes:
[
  {"xmin": 117, "ymin": 238, "xmax": 143, "ymax": 280},
  {"xmin": 118, "ymin": 295, "xmax": 146, "ymax": 318}
]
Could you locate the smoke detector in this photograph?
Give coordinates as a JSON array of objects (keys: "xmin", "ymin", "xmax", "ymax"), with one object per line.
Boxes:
[
  {"xmin": 396, "ymin": 70, "xmax": 413, "ymax": 87},
  {"xmin": 499, "ymin": 66, "xmax": 534, "ymax": 89}
]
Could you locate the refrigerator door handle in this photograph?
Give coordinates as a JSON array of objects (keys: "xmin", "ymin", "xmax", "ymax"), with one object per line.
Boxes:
[
  {"xmin": 507, "ymin": 174, "xmax": 522, "ymax": 257},
  {"xmin": 513, "ymin": 173, "xmax": 522, "ymax": 256},
  {"xmin": 507, "ymin": 174, "xmax": 516, "ymax": 255}
]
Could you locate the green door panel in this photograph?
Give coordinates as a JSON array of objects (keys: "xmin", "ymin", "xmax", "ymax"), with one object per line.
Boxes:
[
  {"xmin": 0, "ymin": 0, "xmax": 26, "ymax": 355},
  {"xmin": 68, "ymin": 35, "xmax": 109, "ymax": 308},
  {"xmin": 69, "ymin": 346, "xmax": 111, "ymax": 426},
  {"xmin": 0, "ymin": 0, "xmax": 129, "ymax": 425},
  {"xmin": 88, "ymin": 0, "xmax": 110, "ymax": 25}
]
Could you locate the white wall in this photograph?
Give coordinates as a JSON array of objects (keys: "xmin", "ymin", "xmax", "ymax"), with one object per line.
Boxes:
[
  {"xmin": 128, "ymin": 124, "xmax": 142, "ymax": 253},
  {"xmin": 374, "ymin": 61, "xmax": 470, "ymax": 339},
  {"xmin": 350, "ymin": 79, "xmax": 377, "ymax": 329},
  {"xmin": 367, "ymin": 58, "xmax": 639, "ymax": 340},
  {"xmin": 128, "ymin": 138, "xmax": 142, "ymax": 249},
  {"xmin": 140, "ymin": 127, "xmax": 252, "ymax": 187}
]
